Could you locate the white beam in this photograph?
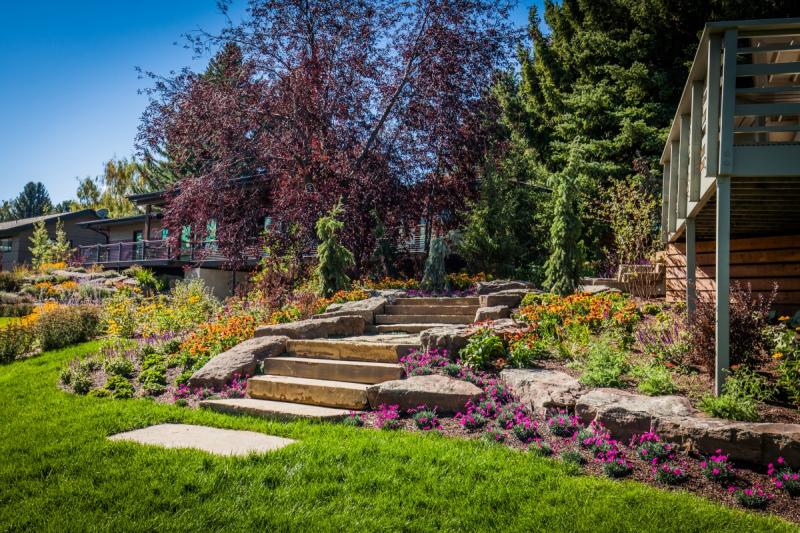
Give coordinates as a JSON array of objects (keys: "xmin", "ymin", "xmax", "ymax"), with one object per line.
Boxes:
[
  {"xmin": 689, "ymin": 81, "xmax": 704, "ymax": 202},
  {"xmin": 706, "ymin": 35, "xmax": 722, "ymax": 178},
  {"xmin": 715, "ymin": 176, "xmax": 731, "ymax": 396},
  {"xmin": 719, "ymin": 29, "xmax": 738, "ymax": 176}
]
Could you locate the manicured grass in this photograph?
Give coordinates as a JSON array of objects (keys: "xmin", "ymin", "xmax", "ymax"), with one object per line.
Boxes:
[
  {"xmin": 0, "ymin": 343, "xmax": 795, "ymax": 532},
  {"xmin": 0, "ymin": 316, "xmax": 20, "ymax": 327}
]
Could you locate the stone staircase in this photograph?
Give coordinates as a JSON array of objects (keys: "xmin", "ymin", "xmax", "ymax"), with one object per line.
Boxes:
[
  {"xmin": 368, "ymin": 296, "xmax": 479, "ymax": 333},
  {"xmin": 201, "ymin": 297, "xmax": 479, "ymax": 420}
]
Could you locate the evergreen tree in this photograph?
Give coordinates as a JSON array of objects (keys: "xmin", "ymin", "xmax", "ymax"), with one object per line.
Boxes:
[
  {"xmin": 544, "ymin": 146, "xmax": 584, "ymax": 295},
  {"xmin": 314, "ymin": 200, "xmax": 354, "ymax": 297},
  {"xmin": 12, "ymin": 182, "xmax": 52, "ymax": 219},
  {"xmin": 0, "ymin": 200, "xmax": 13, "ymax": 222},
  {"xmin": 29, "ymin": 220, "xmax": 53, "ymax": 269},
  {"xmin": 51, "ymin": 219, "xmax": 74, "ymax": 263},
  {"xmin": 421, "ymin": 236, "xmax": 449, "ymax": 293}
]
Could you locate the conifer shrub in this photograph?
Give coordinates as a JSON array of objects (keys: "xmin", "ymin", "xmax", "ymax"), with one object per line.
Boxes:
[{"xmin": 314, "ymin": 200, "xmax": 354, "ymax": 298}]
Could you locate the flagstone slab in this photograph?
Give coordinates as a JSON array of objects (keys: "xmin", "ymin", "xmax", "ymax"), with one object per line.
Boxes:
[{"xmin": 108, "ymin": 424, "xmax": 295, "ymax": 456}]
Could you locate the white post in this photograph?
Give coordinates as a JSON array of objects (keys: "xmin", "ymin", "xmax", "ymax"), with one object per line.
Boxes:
[{"xmin": 686, "ymin": 218, "xmax": 697, "ymax": 320}]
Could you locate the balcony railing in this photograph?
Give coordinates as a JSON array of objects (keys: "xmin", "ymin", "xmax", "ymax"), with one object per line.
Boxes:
[{"xmin": 77, "ymin": 240, "xmax": 226, "ymax": 265}]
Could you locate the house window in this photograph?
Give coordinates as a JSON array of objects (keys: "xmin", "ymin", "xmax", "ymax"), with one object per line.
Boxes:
[
  {"xmin": 0, "ymin": 239, "xmax": 11, "ymax": 253},
  {"xmin": 161, "ymin": 227, "xmax": 169, "ymax": 240},
  {"xmin": 206, "ymin": 219, "xmax": 217, "ymax": 242}
]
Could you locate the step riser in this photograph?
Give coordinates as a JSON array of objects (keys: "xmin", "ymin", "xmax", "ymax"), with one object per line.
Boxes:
[
  {"xmin": 286, "ymin": 340, "xmax": 413, "ymax": 363},
  {"xmin": 385, "ymin": 305, "xmax": 478, "ymax": 316},
  {"xmin": 366, "ymin": 324, "xmax": 443, "ymax": 334},
  {"xmin": 375, "ymin": 314, "xmax": 472, "ymax": 325},
  {"xmin": 263, "ymin": 358, "xmax": 402, "ymax": 384},
  {"xmin": 393, "ymin": 297, "xmax": 479, "ymax": 306},
  {"xmin": 249, "ymin": 379, "xmax": 368, "ymax": 410}
]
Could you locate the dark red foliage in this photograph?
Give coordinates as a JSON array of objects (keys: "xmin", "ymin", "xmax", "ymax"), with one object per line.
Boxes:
[
  {"xmin": 138, "ymin": 0, "xmax": 516, "ymax": 270},
  {"xmin": 689, "ymin": 282, "xmax": 778, "ymax": 375}
]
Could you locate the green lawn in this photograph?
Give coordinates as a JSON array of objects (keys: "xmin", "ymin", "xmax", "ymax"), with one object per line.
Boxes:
[
  {"xmin": 0, "ymin": 343, "xmax": 795, "ymax": 532},
  {"xmin": 0, "ymin": 316, "xmax": 20, "ymax": 327}
]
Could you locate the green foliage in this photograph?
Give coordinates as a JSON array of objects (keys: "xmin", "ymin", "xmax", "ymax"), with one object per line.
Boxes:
[
  {"xmin": 124, "ymin": 265, "xmax": 165, "ymax": 294},
  {"xmin": 459, "ymin": 148, "xmax": 550, "ymax": 280},
  {"xmin": 509, "ymin": 336, "xmax": 548, "ymax": 368},
  {"xmin": 699, "ymin": 367, "xmax": 774, "ymax": 422},
  {"xmin": 103, "ymin": 356, "xmax": 134, "ymax": 378},
  {"xmin": 420, "ymin": 236, "xmax": 449, "ymax": 293},
  {"xmin": 51, "ymin": 218, "xmax": 74, "ymax": 263},
  {"xmin": 597, "ymin": 178, "xmax": 657, "ymax": 266},
  {"xmin": 0, "ymin": 322, "xmax": 36, "ymax": 363},
  {"xmin": 35, "ymin": 305, "xmax": 100, "ymax": 351},
  {"xmin": 11, "ymin": 181, "xmax": 52, "ymax": 219},
  {"xmin": 101, "ymin": 375, "xmax": 135, "ymax": 400},
  {"xmin": 578, "ymin": 338, "xmax": 628, "ymax": 387},
  {"xmin": 314, "ymin": 200, "xmax": 354, "ymax": 298},
  {"xmin": 0, "ymin": 272, "xmax": 20, "ymax": 292},
  {"xmin": 631, "ymin": 363, "xmax": 676, "ymax": 396},
  {"xmin": 461, "ymin": 329, "xmax": 506, "ymax": 370},
  {"xmin": 29, "ymin": 220, "xmax": 53, "ymax": 269},
  {"xmin": 544, "ymin": 169, "xmax": 583, "ymax": 295}
]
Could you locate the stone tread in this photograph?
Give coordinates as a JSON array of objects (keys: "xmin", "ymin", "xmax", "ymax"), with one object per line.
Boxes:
[
  {"xmin": 263, "ymin": 356, "xmax": 402, "ymax": 384},
  {"xmin": 375, "ymin": 314, "xmax": 472, "ymax": 325},
  {"xmin": 200, "ymin": 398, "xmax": 355, "ymax": 420},
  {"xmin": 248, "ymin": 375, "xmax": 370, "ymax": 409},
  {"xmin": 384, "ymin": 304, "xmax": 478, "ymax": 316},
  {"xmin": 393, "ymin": 297, "xmax": 479, "ymax": 306},
  {"xmin": 367, "ymin": 323, "xmax": 452, "ymax": 334},
  {"xmin": 287, "ymin": 338, "xmax": 417, "ymax": 363}
]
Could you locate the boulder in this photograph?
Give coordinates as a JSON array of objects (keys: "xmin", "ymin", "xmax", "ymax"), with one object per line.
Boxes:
[
  {"xmin": 479, "ymin": 288, "xmax": 541, "ymax": 308},
  {"xmin": 189, "ymin": 335, "xmax": 288, "ymax": 388},
  {"xmin": 578, "ymin": 284, "xmax": 622, "ymax": 295},
  {"xmin": 255, "ymin": 315, "xmax": 365, "ymax": 340},
  {"xmin": 366, "ymin": 375, "xmax": 482, "ymax": 414},
  {"xmin": 420, "ymin": 325, "xmax": 471, "ymax": 358},
  {"xmin": 500, "ymin": 368, "xmax": 583, "ymax": 412},
  {"xmin": 315, "ymin": 296, "xmax": 386, "ymax": 323},
  {"xmin": 575, "ymin": 388, "xmax": 696, "ymax": 440},
  {"xmin": 657, "ymin": 417, "xmax": 800, "ymax": 466},
  {"xmin": 476, "ymin": 280, "xmax": 536, "ymax": 295},
  {"xmin": 474, "ymin": 305, "xmax": 511, "ymax": 322}
]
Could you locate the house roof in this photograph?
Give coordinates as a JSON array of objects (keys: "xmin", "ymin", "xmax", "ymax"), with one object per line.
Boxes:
[
  {"xmin": 0, "ymin": 209, "xmax": 103, "ymax": 238},
  {"xmin": 78, "ymin": 213, "xmax": 161, "ymax": 228}
]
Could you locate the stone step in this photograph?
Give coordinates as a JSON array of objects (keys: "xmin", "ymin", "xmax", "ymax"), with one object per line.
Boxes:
[
  {"xmin": 385, "ymin": 304, "xmax": 478, "ymax": 316},
  {"xmin": 200, "ymin": 398, "xmax": 354, "ymax": 421},
  {"xmin": 248, "ymin": 375, "xmax": 369, "ymax": 410},
  {"xmin": 264, "ymin": 356, "xmax": 402, "ymax": 384},
  {"xmin": 393, "ymin": 297, "xmax": 479, "ymax": 306},
  {"xmin": 375, "ymin": 314, "xmax": 472, "ymax": 325},
  {"xmin": 366, "ymin": 323, "xmax": 450, "ymax": 334},
  {"xmin": 286, "ymin": 338, "xmax": 415, "ymax": 363}
]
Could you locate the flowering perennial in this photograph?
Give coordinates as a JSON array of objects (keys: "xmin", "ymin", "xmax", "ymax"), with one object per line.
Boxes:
[
  {"xmin": 768, "ymin": 457, "xmax": 800, "ymax": 496},
  {"xmin": 700, "ymin": 450, "xmax": 736, "ymax": 483},
  {"xmin": 375, "ymin": 404, "xmax": 402, "ymax": 430}
]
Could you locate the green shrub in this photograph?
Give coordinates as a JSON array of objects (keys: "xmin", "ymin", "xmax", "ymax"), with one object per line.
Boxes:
[
  {"xmin": 632, "ymin": 363, "xmax": 676, "ymax": 396},
  {"xmin": 520, "ymin": 292, "xmax": 547, "ymax": 307},
  {"xmin": 461, "ymin": 329, "xmax": 506, "ymax": 370},
  {"xmin": 139, "ymin": 353, "xmax": 167, "ymax": 395},
  {"xmin": 509, "ymin": 337, "xmax": 548, "ymax": 367},
  {"xmin": 0, "ymin": 272, "xmax": 20, "ymax": 292},
  {"xmin": 35, "ymin": 305, "xmax": 100, "ymax": 351},
  {"xmin": 314, "ymin": 200, "xmax": 354, "ymax": 297},
  {"xmin": 59, "ymin": 367, "xmax": 73, "ymax": 386},
  {"xmin": 578, "ymin": 339, "xmax": 628, "ymax": 387},
  {"xmin": 420, "ymin": 236, "xmax": 449, "ymax": 293},
  {"xmin": 698, "ymin": 393, "xmax": 758, "ymax": 422},
  {"xmin": 124, "ymin": 265, "xmax": 165, "ymax": 294},
  {"xmin": 698, "ymin": 367, "xmax": 772, "ymax": 422},
  {"xmin": 102, "ymin": 375, "xmax": 135, "ymax": 399},
  {"xmin": 0, "ymin": 303, "xmax": 34, "ymax": 317},
  {"xmin": 0, "ymin": 322, "xmax": 36, "ymax": 363},
  {"xmin": 103, "ymin": 356, "xmax": 134, "ymax": 378},
  {"xmin": 778, "ymin": 356, "xmax": 800, "ymax": 408},
  {"xmin": 640, "ymin": 302, "xmax": 662, "ymax": 316},
  {"xmin": 71, "ymin": 372, "xmax": 93, "ymax": 395}
]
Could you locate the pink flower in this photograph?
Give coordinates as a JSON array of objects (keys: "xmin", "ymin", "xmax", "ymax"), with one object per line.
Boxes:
[
  {"xmin": 712, "ymin": 468, "xmax": 720, "ymax": 475},
  {"xmin": 776, "ymin": 481, "xmax": 783, "ymax": 489},
  {"xmin": 777, "ymin": 456, "xmax": 785, "ymax": 464}
]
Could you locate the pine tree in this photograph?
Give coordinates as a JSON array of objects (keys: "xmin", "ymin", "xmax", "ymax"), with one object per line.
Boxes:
[
  {"xmin": 29, "ymin": 220, "xmax": 53, "ymax": 269},
  {"xmin": 421, "ymin": 236, "xmax": 449, "ymax": 293},
  {"xmin": 12, "ymin": 182, "xmax": 52, "ymax": 219},
  {"xmin": 314, "ymin": 200, "xmax": 354, "ymax": 297},
  {"xmin": 544, "ymin": 168, "xmax": 584, "ymax": 296}
]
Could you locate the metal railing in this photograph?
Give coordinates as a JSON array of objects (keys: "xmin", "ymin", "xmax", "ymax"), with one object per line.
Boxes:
[{"xmin": 77, "ymin": 239, "xmax": 225, "ymax": 265}]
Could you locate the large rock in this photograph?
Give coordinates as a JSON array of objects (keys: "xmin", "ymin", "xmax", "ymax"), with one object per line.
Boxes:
[
  {"xmin": 657, "ymin": 417, "xmax": 800, "ymax": 466},
  {"xmin": 575, "ymin": 388, "xmax": 696, "ymax": 440},
  {"xmin": 501, "ymin": 368, "xmax": 583, "ymax": 412},
  {"xmin": 315, "ymin": 296, "xmax": 386, "ymax": 323},
  {"xmin": 474, "ymin": 305, "xmax": 511, "ymax": 322},
  {"xmin": 189, "ymin": 335, "xmax": 288, "ymax": 388},
  {"xmin": 255, "ymin": 316, "xmax": 365, "ymax": 340},
  {"xmin": 366, "ymin": 375, "xmax": 482, "ymax": 414},
  {"xmin": 479, "ymin": 289, "xmax": 541, "ymax": 308},
  {"xmin": 476, "ymin": 280, "xmax": 536, "ymax": 295},
  {"xmin": 420, "ymin": 325, "xmax": 471, "ymax": 358}
]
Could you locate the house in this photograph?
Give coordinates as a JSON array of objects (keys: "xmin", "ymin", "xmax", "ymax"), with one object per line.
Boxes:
[
  {"xmin": 0, "ymin": 209, "xmax": 106, "ymax": 271},
  {"xmin": 660, "ymin": 18, "xmax": 800, "ymax": 393}
]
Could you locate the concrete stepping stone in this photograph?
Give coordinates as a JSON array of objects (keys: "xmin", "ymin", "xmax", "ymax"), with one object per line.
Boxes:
[
  {"xmin": 108, "ymin": 423, "xmax": 295, "ymax": 456},
  {"xmin": 201, "ymin": 398, "xmax": 355, "ymax": 421}
]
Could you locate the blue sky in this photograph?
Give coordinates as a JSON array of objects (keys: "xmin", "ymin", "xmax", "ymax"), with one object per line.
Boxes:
[{"xmin": 0, "ymin": 1, "xmax": 539, "ymax": 204}]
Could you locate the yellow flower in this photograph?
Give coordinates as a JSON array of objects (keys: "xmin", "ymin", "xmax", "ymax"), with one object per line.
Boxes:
[
  {"xmin": 773, "ymin": 352, "xmax": 784, "ymax": 359},
  {"xmin": 779, "ymin": 315, "xmax": 790, "ymax": 322}
]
